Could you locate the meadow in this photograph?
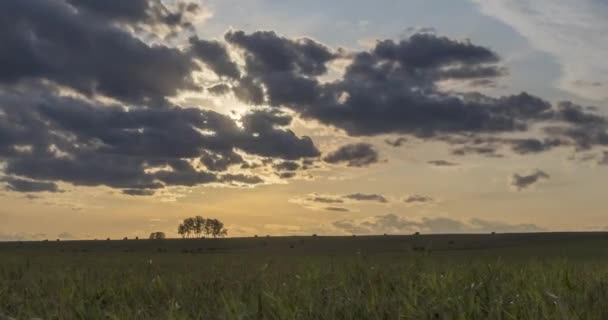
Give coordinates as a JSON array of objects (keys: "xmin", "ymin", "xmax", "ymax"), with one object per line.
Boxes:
[{"xmin": 2, "ymin": 233, "xmax": 608, "ymax": 319}]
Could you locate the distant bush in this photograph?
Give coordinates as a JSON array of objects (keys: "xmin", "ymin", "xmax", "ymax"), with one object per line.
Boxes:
[{"xmin": 312, "ymin": 234, "xmax": 317, "ymax": 237}]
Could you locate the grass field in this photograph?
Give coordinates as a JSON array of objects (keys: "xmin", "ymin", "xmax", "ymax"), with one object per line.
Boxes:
[{"xmin": 3, "ymin": 232, "xmax": 608, "ymax": 319}]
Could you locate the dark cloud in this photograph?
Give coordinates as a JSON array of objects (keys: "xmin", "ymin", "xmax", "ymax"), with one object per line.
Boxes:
[
  {"xmin": 0, "ymin": 0, "xmax": 199, "ymax": 105},
  {"xmin": 404, "ymin": 194, "xmax": 434, "ymax": 203},
  {"xmin": 225, "ymin": 30, "xmax": 335, "ymax": 77},
  {"xmin": 323, "ymin": 143, "xmax": 379, "ymax": 167},
  {"xmin": 123, "ymin": 189, "xmax": 155, "ymax": 196},
  {"xmin": 385, "ymin": 137, "xmax": 408, "ymax": 147},
  {"xmin": 225, "ymin": 30, "xmax": 337, "ymax": 108},
  {"xmin": 2, "ymin": 12, "xmax": 608, "ymax": 199},
  {"xmin": 333, "ymin": 214, "xmax": 544, "ymax": 235},
  {"xmin": 66, "ymin": 0, "xmax": 200, "ymax": 32},
  {"xmin": 238, "ymin": 109, "xmax": 320, "ymax": 160},
  {"xmin": 207, "ymin": 84, "xmax": 232, "ymax": 96},
  {"xmin": 510, "ymin": 170, "xmax": 550, "ymax": 191},
  {"xmin": 200, "ymin": 150, "xmax": 244, "ymax": 172},
  {"xmin": 224, "ymin": 30, "xmax": 608, "ymax": 158},
  {"xmin": 542, "ymin": 102, "xmax": 608, "ymax": 151},
  {"xmin": 227, "ymin": 32, "xmax": 540, "ymax": 138},
  {"xmin": 428, "ymin": 160, "xmax": 458, "ymax": 167},
  {"xmin": 274, "ymin": 161, "xmax": 300, "ymax": 171},
  {"xmin": 220, "ymin": 173, "xmax": 264, "ymax": 185},
  {"xmin": 233, "ymin": 77, "xmax": 265, "ymax": 105},
  {"xmin": 372, "ymin": 34, "xmax": 498, "ymax": 69},
  {"xmin": 278, "ymin": 172, "xmax": 296, "ymax": 179},
  {"xmin": 554, "ymin": 101, "xmax": 606, "ymax": 125},
  {"xmin": 189, "ymin": 37, "xmax": 241, "ymax": 79},
  {"xmin": 344, "ymin": 193, "xmax": 388, "ymax": 203},
  {"xmin": 451, "ymin": 145, "xmax": 503, "ymax": 158},
  {"xmin": 0, "ymin": 89, "xmax": 316, "ymax": 193},
  {"xmin": 154, "ymin": 162, "xmax": 217, "ymax": 187},
  {"xmin": 308, "ymin": 196, "xmax": 344, "ymax": 204},
  {"xmin": 325, "ymin": 207, "xmax": 350, "ymax": 212},
  {"xmin": 2, "ymin": 177, "xmax": 61, "ymax": 193}
]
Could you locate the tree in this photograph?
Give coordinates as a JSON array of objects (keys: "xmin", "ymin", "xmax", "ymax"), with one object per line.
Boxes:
[
  {"xmin": 203, "ymin": 218, "xmax": 213, "ymax": 238},
  {"xmin": 183, "ymin": 218, "xmax": 195, "ymax": 238},
  {"xmin": 206, "ymin": 219, "xmax": 228, "ymax": 238},
  {"xmin": 177, "ymin": 223, "xmax": 187, "ymax": 238},
  {"xmin": 194, "ymin": 216, "xmax": 206, "ymax": 238},
  {"xmin": 178, "ymin": 216, "xmax": 228, "ymax": 239},
  {"xmin": 149, "ymin": 232, "xmax": 166, "ymax": 240}
]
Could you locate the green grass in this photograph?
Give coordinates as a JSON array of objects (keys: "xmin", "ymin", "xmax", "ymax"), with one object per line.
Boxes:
[{"xmin": 3, "ymin": 233, "xmax": 608, "ymax": 319}]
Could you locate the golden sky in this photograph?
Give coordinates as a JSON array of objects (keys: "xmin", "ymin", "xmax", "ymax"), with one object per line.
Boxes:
[{"xmin": 1, "ymin": 0, "xmax": 608, "ymax": 240}]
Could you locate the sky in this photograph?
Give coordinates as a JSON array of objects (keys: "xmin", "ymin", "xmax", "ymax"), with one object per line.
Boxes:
[{"xmin": 2, "ymin": 0, "xmax": 608, "ymax": 240}]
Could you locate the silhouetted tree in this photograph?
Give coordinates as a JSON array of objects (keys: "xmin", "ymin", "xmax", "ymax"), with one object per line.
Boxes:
[
  {"xmin": 178, "ymin": 216, "xmax": 227, "ymax": 239},
  {"xmin": 194, "ymin": 216, "xmax": 206, "ymax": 238},
  {"xmin": 206, "ymin": 219, "xmax": 228, "ymax": 238},
  {"xmin": 149, "ymin": 232, "xmax": 166, "ymax": 240},
  {"xmin": 183, "ymin": 218, "xmax": 195, "ymax": 238},
  {"xmin": 177, "ymin": 223, "xmax": 187, "ymax": 238}
]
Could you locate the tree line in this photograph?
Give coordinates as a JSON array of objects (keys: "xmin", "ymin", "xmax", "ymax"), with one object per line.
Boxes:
[{"xmin": 177, "ymin": 216, "xmax": 228, "ymax": 238}]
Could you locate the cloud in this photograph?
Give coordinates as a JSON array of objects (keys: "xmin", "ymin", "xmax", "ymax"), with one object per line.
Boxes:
[
  {"xmin": 510, "ymin": 170, "xmax": 550, "ymax": 191},
  {"xmin": 385, "ymin": 137, "xmax": 408, "ymax": 147},
  {"xmin": 333, "ymin": 214, "xmax": 544, "ymax": 235},
  {"xmin": 0, "ymin": 0, "xmax": 200, "ymax": 105},
  {"xmin": 307, "ymin": 195, "xmax": 344, "ymax": 204},
  {"xmin": 2, "ymin": 7, "xmax": 608, "ymax": 198},
  {"xmin": 451, "ymin": 145, "xmax": 503, "ymax": 158},
  {"xmin": 325, "ymin": 207, "xmax": 350, "ymax": 212},
  {"xmin": 509, "ymin": 138, "xmax": 562, "ymax": 155},
  {"xmin": 66, "ymin": 0, "xmax": 202, "ymax": 34},
  {"xmin": 220, "ymin": 173, "xmax": 264, "ymax": 185},
  {"xmin": 291, "ymin": 192, "xmax": 390, "ymax": 211},
  {"xmin": 123, "ymin": 189, "xmax": 155, "ymax": 196},
  {"xmin": 200, "ymin": 150, "xmax": 244, "ymax": 172},
  {"xmin": 225, "ymin": 30, "xmax": 608, "ymax": 155},
  {"xmin": 2, "ymin": 177, "xmax": 62, "ymax": 193},
  {"xmin": 472, "ymin": 0, "xmax": 608, "ymax": 100},
  {"xmin": 0, "ymin": 89, "xmax": 316, "ymax": 193},
  {"xmin": 323, "ymin": 143, "xmax": 379, "ymax": 167},
  {"xmin": 189, "ymin": 37, "xmax": 241, "ymax": 79},
  {"xmin": 273, "ymin": 161, "xmax": 300, "ymax": 171},
  {"xmin": 404, "ymin": 194, "xmax": 434, "ymax": 204},
  {"xmin": 344, "ymin": 193, "xmax": 388, "ymax": 203},
  {"xmin": 428, "ymin": 160, "xmax": 459, "ymax": 167}
]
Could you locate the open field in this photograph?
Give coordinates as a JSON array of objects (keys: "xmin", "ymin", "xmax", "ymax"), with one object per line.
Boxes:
[{"xmin": 3, "ymin": 232, "xmax": 608, "ymax": 319}]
